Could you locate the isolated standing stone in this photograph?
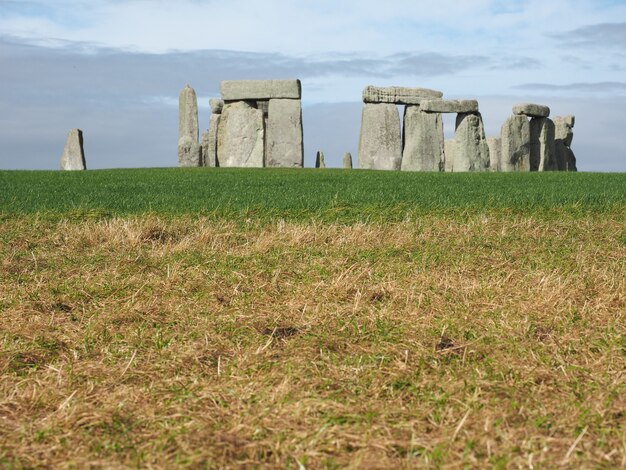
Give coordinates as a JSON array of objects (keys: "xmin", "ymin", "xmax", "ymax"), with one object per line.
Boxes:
[
  {"xmin": 217, "ymin": 101, "xmax": 264, "ymax": 167},
  {"xmin": 60, "ymin": 129, "xmax": 86, "ymax": 170},
  {"xmin": 453, "ymin": 112, "xmax": 490, "ymax": 172},
  {"xmin": 401, "ymin": 106, "xmax": 444, "ymax": 172},
  {"xmin": 315, "ymin": 151, "xmax": 326, "ymax": 168},
  {"xmin": 487, "ymin": 137, "xmax": 502, "ymax": 172},
  {"xmin": 266, "ymin": 99, "xmax": 304, "ymax": 168},
  {"xmin": 343, "ymin": 152, "xmax": 353, "ymax": 169},
  {"xmin": 358, "ymin": 103, "xmax": 402, "ymax": 170},
  {"xmin": 444, "ymin": 139, "xmax": 456, "ymax": 172},
  {"xmin": 530, "ymin": 118, "xmax": 556, "ymax": 171},
  {"xmin": 500, "ymin": 115, "xmax": 531, "ymax": 172},
  {"xmin": 178, "ymin": 84, "xmax": 201, "ymax": 167},
  {"xmin": 554, "ymin": 116, "xmax": 577, "ymax": 171}
]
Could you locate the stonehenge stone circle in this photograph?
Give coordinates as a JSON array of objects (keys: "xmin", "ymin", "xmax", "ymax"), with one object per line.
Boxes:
[
  {"xmin": 315, "ymin": 151, "xmax": 326, "ymax": 168},
  {"xmin": 487, "ymin": 137, "xmax": 502, "ymax": 172},
  {"xmin": 60, "ymin": 129, "xmax": 86, "ymax": 170},
  {"xmin": 362, "ymin": 85, "xmax": 443, "ymax": 105},
  {"xmin": 513, "ymin": 103, "xmax": 550, "ymax": 119},
  {"xmin": 343, "ymin": 152, "xmax": 353, "ymax": 169},
  {"xmin": 453, "ymin": 112, "xmax": 490, "ymax": 172},
  {"xmin": 217, "ymin": 101, "xmax": 264, "ymax": 167},
  {"xmin": 500, "ymin": 115, "xmax": 531, "ymax": 172},
  {"xmin": 358, "ymin": 103, "xmax": 402, "ymax": 170},
  {"xmin": 530, "ymin": 117, "xmax": 556, "ymax": 171},
  {"xmin": 401, "ymin": 106, "xmax": 444, "ymax": 172},
  {"xmin": 178, "ymin": 84, "xmax": 201, "ymax": 167},
  {"xmin": 420, "ymin": 99, "xmax": 479, "ymax": 114},
  {"xmin": 266, "ymin": 99, "xmax": 304, "ymax": 168},
  {"xmin": 554, "ymin": 116, "xmax": 577, "ymax": 171},
  {"xmin": 221, "ymin": 79, "xmax": 301, "ymax": 100}
]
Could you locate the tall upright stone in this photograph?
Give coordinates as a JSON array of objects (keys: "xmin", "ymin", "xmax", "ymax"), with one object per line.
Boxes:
[
  {"xmin": 487, "ymin": 137, "xmax": 501, "ymax": 172},
  {"xmin": 401, "ymin": 106, "xmax": 444, "ymax": 172},
  {"xmin": 554, "ymin": 116, "xmax": 577, "ymax": 171},
  {"xmin": 266, "ymin": 99, "xmax": 304, "ymax": 168},
  {"xmin": 178, "ymin": 84, "xmax": 201, "ymax": 167},
  {"xmin": 453, "ymin": 113, "xmax": 490, "ymax": 172},
  {"xmin": 217, "ymin": 101, "xmax": 264, "ymax": 167},
  {"xmin": 204, "ymin": 99, "xmax": 223, "ymax": 168},
  {"xmin": 530, "ymin": 118, "xmax": 556, "ymax": 171},
  {"xmin": 315, "ymin": 151, "xmax": 326, "ymax": 168},
  {"xmin": 343, "ymin": 152, "xmax": 353, "ymax": 169},
  {"xmin": 358, "ymin": 103, "xmax": 402, "ymax": 170},
  {"xmin": 444, "ymin": 139, "xmax": 456, "ymax": 172},
  {"xmin": 500, "ymin": 115, "xmax": 531, "ymax": 172},
  {"xmin": 60, "ymin": 129, "xmax": 86, "ymax": 170}
]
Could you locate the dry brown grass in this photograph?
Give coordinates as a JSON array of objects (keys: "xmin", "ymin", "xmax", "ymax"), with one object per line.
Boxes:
[{"xmin": 1, "ymin": 213, "xmax": 624, "ymax": 468}]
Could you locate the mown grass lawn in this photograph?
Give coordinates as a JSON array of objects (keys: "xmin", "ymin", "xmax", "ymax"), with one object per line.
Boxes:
[{"xmin": 1, "ymin": 169, "xmax": 624, "ymax": 468}]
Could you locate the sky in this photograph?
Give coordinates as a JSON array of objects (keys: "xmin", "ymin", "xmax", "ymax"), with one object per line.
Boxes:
[{"xmin": 0, "ymin": 0, "xmax": 625, "ymax": 171}]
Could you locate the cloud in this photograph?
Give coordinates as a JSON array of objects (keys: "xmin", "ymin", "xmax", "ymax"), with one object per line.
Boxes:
[
  {"xmin": 552, "ymin": 22, "xmax": 626, "ymax": 49},
  {"xmin": 515, "ymin": 82, "xmax": 626, "ymax": 93}
]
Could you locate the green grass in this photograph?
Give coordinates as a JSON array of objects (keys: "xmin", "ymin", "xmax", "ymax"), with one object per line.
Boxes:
[{"xmin": 1, "ymin": 168, "xmax": 624, "ymax": 220}]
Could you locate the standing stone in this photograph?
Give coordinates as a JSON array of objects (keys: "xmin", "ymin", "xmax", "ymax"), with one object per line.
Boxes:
[
  {"xmin": 315, "ymin": 151, "xmax": 326, "ymax": 168},
  {"xmin": 200, "ymin": 130, "xmax": 209, "ymax": 167},
  {"xmin": 530, "ymin": 118, "xmax": 556, "ymax": 171},
  {"xmin": 217, "ymin": 101, "xmax": 264, "ymax": 167},
  {"xmin": 500, "ymin": 115, "xmax": 531, "ymax": 172},
  {"xmin": 60, "ymin": 129, "xmax": 86, "ymax": 170},
  {"xmin": 358, "ymin": 103, "xmax": 402, "ymax": 170},
  {"xmin": 554, "ymin": 116, "xmax": 577, "ymax": 171},
  {"xmin": 204, "ymin": 99, "xmax": 223, "ymax": 168},
  {"xmin": 444, "ymin": 139, "xmax": 456, "ymax": 172},
  {"xmin": 401, "ymin": 106, "xmax": 444, "ymax": 172},
  {"xmin": 453, "ymin": 113, "xmax": 490, "ymax": 172},
  {"xmin": 266, "ymin": 99, "xmax": 304, "ymax": 168},
  {"xmin": 178, "ymin": 84, "xmax": 201, "ymax": 167},
  {"xmin": 343, "ymin": 152, "xmax": 353, "ymax": 169},
  {"xmin": 487, "ymin": 137, "xmax": 502, "ymax": 172}
]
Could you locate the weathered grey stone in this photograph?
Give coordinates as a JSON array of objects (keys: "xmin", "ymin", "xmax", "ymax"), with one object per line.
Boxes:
[
  {"xmin": 343, "ymin": 152, "xmax": 353, "ymax": 169},
  {"xmin": 201, "ymin": 130, "xmax": 209, "ymax": 167},
  {"xmin": 210, "ymin": 98, "xmax": 224, "ymax": 114},
  {"xmin": 513, "ymin": 103, "xmax": 550, "ymax": 118},
  {"xmin": 554, "ymin": 116, "xmax": 577, "ymax": 171},
  {"xmin": 401, "ymin": 107, "xmax": 444, "ymax": 172},
  {"xmin": 204, "ymin": 114, "xmax": 220, "ymax": 167},
  {"xmin": 420, "ymin": 99, "xmax": 479, "ymax": 114},
  {"xmin": 530, "ymin": 118, "xmax": 556, "ymax": 171},
  {"xmin": 178, "ymin": 84, "xmax": 201, "ymax": 167},
  {"xmin": 358, "ymin": 103, "xmax": 402, "ymax": 170},
  {"xmin": 255, "ymin": 100, "xmax": 270, "ymax": 116},
  {"xmin": 487, "ymin": 137, "xmax": 501, "ymax": 172},
  {"xmin": 217, "ymin": 101, "xmax": 264, "ymax": 167},
  {"xmin": 362, "ymin": 85, "xmax": 443, "ymax": 105},
  {"xmin": 444, "ymin": 139, "xmax": 456, "ymax": 172},
  {"xmin": 266, "ymin": 99, "xmax": 303, "ymax": 168},
  {"xmin": 315, "ymin": 151, "xmax": 326, "ymax": 168},
  {"xmin": 60, "ymin": 129, "xmax": 86, "ymax": 170},
  {"xmin": 220, "ymin": 79, "xmax": 301, "ymax": 100},
  {"xmin": 500, "ymin": 115, "xmax": 531, "ymax": 172},
  {"xmin": 453, "ymin": 112, "xmax": 490, "ymax": 172}
]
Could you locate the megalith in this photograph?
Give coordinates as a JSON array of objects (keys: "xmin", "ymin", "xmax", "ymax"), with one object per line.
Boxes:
[
  {"xmin": 315, "ymin": 151, "xmax": 326, "ymax": 168},
  {"xmin": 444, "ymin": 139, "xmax": 456, "ymax": 172},
  {"xmin": 530, "ymin": 117, "xmax": 556, "ymax": 171},
  {"xmin": 487, "ymin": 137, "xmax": 502, "ymax": 172},
  {"xmin": 554, "ymin": 116, "xmax": 577, "ymax": 171},
  {"xmin": 204, "ymin": 98, "xmax": 223, "ymax": 167},
  {"xmin": 60, "ymin": 129, "xmax": 86, "ymax": 170},
  {"xmin": 358, "ymin": 103, "xmax": 402, "ymax": 170},
  {"xmin": 363, "ymin": 85, "xmax": 443, "ymax": 104},
  {"xmin": 178, "ymin": 84, "xmax": 201, "ymax": 167},
  {"xmin": 266, "ymin": 99, "xmax": 304, "ymax": 168},
  {"xmin": 343, "ymin": 152, "xmax": 353, "ymax": 169},
  {"xmin": 217, "ymin": 101, "xmax": 264, "ymax": 167},
  {"xmin": 401, "ymin": 106, "xmax": 444, "ymax": 172},
  {"xmin": 500, "ymin": 115, "xmax": 531, "ymax": 172},
  {"xmin": 453, "ymin": 112, "xmax": 490, "ymax": 172}
]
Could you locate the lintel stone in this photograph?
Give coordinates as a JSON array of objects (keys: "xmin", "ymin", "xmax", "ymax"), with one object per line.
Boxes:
[
  {"xmin": 420, "ymin": 99, "xmax": 479, "ymax": 114},
  {"xmin": 362, "ymin": 85, "xmax": 443, "ymax": 105},
  {"xmin": 513, "ymin": 103, "xmax": 550, "ymax": 118},
  {"xmin": 220, "ymin": 79, "xmax": 301, "ymax": 100}
]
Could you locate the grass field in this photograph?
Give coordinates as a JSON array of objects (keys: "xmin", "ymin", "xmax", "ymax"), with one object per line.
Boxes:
[{"xmin": 1, "ymin": 169, "xmax": 625, "ymax": 468}]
